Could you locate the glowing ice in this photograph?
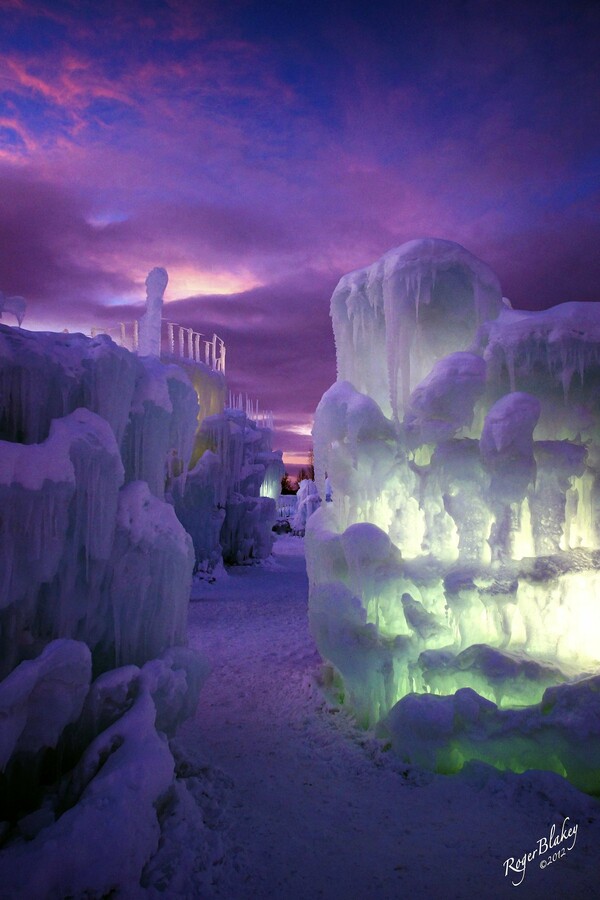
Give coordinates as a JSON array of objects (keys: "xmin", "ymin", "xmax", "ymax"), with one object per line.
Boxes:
[
  {"xmin": 307, "ymin": 238, "xmax": 600, "ymax": 786},
  {"xmin": 330, "ymin": 238, "xmax": 503, "ymax": 419}
]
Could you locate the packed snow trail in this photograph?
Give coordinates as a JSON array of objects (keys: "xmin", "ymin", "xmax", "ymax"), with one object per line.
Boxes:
[{"xmin": 180, "ymin": 536, "xmax": 600, "ymax": 900}]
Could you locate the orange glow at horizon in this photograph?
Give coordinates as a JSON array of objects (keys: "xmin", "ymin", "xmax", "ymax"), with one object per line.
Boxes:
[
  {"xmin": 164, "ymin": 266, "xmax": 262, "ymax": 299},
  {"xmin": 283, "ymin": 451, "xmax": 311, "ymax": 467}
]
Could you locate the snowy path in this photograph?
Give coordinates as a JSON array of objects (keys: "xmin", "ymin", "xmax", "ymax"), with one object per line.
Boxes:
[{"xmin": 180, "ymin": 536, "xmax": 600, "ymax": 900}]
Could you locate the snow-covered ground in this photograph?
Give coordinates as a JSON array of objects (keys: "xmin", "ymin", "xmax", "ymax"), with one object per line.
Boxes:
[{"xmin": 180, "ymin": 535, "xmax": 600, "ymax": 899}]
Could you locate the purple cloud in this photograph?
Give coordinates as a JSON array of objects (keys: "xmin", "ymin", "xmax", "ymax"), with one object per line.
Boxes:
[{"xmin": 0, "ymin": 0, "xmax": 598, "ymax": 464}]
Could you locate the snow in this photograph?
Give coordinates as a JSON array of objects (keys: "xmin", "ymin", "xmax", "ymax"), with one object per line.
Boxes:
[
  {"xmin": 0, "ymin": 643, "xmax": 210, "ymax": 899},
  {"xmin": 173, "ymin": 536, "xmax": 600, "ymax": 898},
  {"xmin": 0, "ymin": 639, "xmax": 91, "ymax": 770}
]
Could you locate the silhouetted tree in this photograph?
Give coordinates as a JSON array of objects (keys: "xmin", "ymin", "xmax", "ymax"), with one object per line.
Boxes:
[
  {"xmin": 297, "ymin": 447, "xmax": 315, "ymax": 483},
  {"xmin": 281, "ymin": 472, "xmax": 297, "ymax": 495}
]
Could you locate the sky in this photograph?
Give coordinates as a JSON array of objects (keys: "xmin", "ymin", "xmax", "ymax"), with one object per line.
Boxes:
[{"xmin": 0, "ymin": 0, "xmax": 598, "ymax": 469}]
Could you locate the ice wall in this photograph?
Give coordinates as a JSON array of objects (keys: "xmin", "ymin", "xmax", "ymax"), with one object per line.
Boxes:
[
  {"xmin": 172, "ymin": 407, "xmax": 284, "ymax": 570},
  {"xmin": 308, "ymin": 238, "xmax": 600, "ymax": 787},
  {"xmin": 0, "ymin": 323, "xmax": 212, "ymax": 892},
  {"xmin": 0, "ymin": 325, "xmax": 198, "ymax": 676},
  {"xmin": 173, "ymin": 357, "xmax": 227, "ymax": 466},
  {"xmin": 0, "ymin": 326, "xmax": 199, "ymax": 497},
  {"xmin": 291, "ymin": 479, "xmax": 321, "ymax": 534}
]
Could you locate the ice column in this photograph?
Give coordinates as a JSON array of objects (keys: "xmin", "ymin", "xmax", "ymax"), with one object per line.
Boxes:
[{"xmin": 138, "ymin": 267, "xmax": 168, "ymax": 357}]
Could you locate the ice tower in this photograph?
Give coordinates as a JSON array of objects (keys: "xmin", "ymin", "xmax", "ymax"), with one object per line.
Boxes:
[{"xmin": 307, "ymin": 238, "xmax": 600, "ymax": 792}]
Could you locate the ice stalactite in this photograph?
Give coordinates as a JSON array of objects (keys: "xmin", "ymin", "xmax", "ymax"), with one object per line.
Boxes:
[
  {"xmin": 121, "ymin": 356, "xmax": 198, "ymax": 499},
  {"xmin": 0, "ymin": 327, "xmax": 139, "ymax": 447},
  {"xmin": 0, "ymin": 327, "xmax": 203, "ymax": 678},
  {"xmin": 330, "ymin": 239, "xmax": 503, "ymax": 420}
]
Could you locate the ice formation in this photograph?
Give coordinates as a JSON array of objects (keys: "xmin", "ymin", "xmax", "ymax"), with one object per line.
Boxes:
[
  {"xmin": 307, "ymin": 238, "xmax": 600, "ymax": 789},
  {"xmin": 0, "ymin": 327, "xmax": 198, "ymax": 676},
  {"xmin": 291, "ymin": 479, "xmax": 321, "ymax": 534},
  {"xmin": 330, "ymin": 238, "xmax": 503, "ymax": 419},
  {"xmin": 138, "ymin": 266, "xmax": 168, "ymax": 357},
  {"xmin": 0, "ymin": 322, "xmax": 217, "ymax": 892},
  {"xmin": 173, "ymin": 407, "xmax": 284, "ymax": 568},
  {"xmin": 0, "ymin": 292, "xmax": 26, "ymax": 327},
  {"xmin": 0, "ymin": 306, "xmax": 283, "ymax": 890},
  {"xmin": 0, "ymin": 640, "xmax": 210, "ymax": 898}
]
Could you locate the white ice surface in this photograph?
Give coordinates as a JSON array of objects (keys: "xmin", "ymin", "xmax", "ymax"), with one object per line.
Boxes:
[
  {"xmin": 331, "ymin": 238, "xmax": 503, "ymax": 418},
  {"xmin": 0, "ymin": 639, "xmax": 91, "ymax": 770},
  {"xmin": 290, "ymin": 478, "xmax": 321, "ymax": 533},
  {"xmin": 178, "ymin": 408, "xmax": 281, "ymax": 569}
]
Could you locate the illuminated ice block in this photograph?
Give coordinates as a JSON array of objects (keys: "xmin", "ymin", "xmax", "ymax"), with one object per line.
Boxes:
[{"xmin": 307, "ymin": 238, "xmax": 600, "ymax": 786}]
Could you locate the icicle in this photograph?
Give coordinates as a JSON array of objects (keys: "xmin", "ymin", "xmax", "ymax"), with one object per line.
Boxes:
[{"xmin": 504, "ymin": 345, "xmax": 516, "ymax": 392}]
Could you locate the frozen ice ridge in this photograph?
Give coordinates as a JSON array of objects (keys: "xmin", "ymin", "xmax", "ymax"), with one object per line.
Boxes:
[{"xmin": 307, "ymin": 237, "xmax": 600, "ymax": 791}]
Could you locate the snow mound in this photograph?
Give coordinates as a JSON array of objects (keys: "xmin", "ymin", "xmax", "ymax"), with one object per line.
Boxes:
[
  {"xmin": 380, "ymin": 676, "xmax": 600, "ymax": 795},
  {"xmin": 0, "ymin": 643, "xmax": 212, "ymax": 899}
]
